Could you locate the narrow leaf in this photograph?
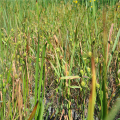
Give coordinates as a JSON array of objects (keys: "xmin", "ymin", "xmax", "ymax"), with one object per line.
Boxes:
[
  {"xmin": 28, "ymin": 101, "xmax": 39, "ymax": 120},
  {"xmin": 60, "ymin": 76, "xmax": 80, "ymax": 80},
  {"xmin": 87, "ymin": 57, "xmax": 96, "ymax": 120}
]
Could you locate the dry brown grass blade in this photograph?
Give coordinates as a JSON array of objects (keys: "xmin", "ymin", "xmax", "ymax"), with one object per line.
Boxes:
[
  {"xmin": 0, "ymin": 91, "xmax": 3, "ymax": 107},
  {"xmin": 107, "ymin": 23, "xmax": 114, "ymax": 64},
  {"xmin": 12, "ymin": 60, "xmax": 16, "ymax": 113},
  {"xmin": 64, "ymin": 115, "xmax": 68, "ymax": 120},
  {"xmin": 60, "ymin": 109, "xmax": 65, "ymax": 120},
  {"xmin": 28, "ymin": 101, "xmax": 39, "ymax": 120},
  {"xmin": 12, "ymin": 52, "xmax": 23, "ymax": 120},
  {"xmin": 18, "ymin": 80, "xmax": 23, "ymax": 120},
  {"xmin": 54, "ymin": 35, "xmax": 58, "ymax": 45},
  {"xmin": 107, "ymin": 87, "xmax": 116, "ymax": 109},
  {"xmin": 53, "ymin": 35, "xmax": 63, "ymax": 53}
]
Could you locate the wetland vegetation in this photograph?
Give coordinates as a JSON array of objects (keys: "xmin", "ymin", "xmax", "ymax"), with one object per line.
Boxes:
[{"xmin": 0, "ymin": 0, "xmax": 120, "ymax": 120}]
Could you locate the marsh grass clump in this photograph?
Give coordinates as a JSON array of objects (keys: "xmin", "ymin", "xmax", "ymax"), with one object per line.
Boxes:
[{"xmin": 0, "ymin": 0, "xmax": 120, "ymax": 120}]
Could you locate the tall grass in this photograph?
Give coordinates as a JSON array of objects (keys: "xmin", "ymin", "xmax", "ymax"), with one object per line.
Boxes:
[{"xmin": 0, "ymin": 0, "xmax": 120, "ymax": 120}]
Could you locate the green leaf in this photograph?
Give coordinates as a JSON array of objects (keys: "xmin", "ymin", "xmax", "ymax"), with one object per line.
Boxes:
[
  {"xmin": 60, "ymin": 76, "xmax": 80, "ymax": 80},
  {"xmin": 107, "ymin": 29, "xmax": 120, "ymax": 70},
  {"xmin": 68, "ymin": 86, "xmax": 81, "ymax": 89},
  {"xmin": 105, "ymin": 98, "xmax": 120, "ymax": 120}
]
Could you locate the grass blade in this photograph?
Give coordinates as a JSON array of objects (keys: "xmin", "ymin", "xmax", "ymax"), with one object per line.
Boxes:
[
  {"xmin": 60, "ymin": 76, "xmax": 80, "ymax": 80},
  {"xmin": 105, "ymin": 98, "xmax": 120, "ymax": 120},
  {"xmin": 107, "ymin": 29, "xmax": 120, "ymax": 70},
  {"xmin": 87, "ymin": 57, "xmax": 96, "ymax": 120},
  {"xmin": 28, "ymin": 101, "xmax": 39, "ymax": 120}
]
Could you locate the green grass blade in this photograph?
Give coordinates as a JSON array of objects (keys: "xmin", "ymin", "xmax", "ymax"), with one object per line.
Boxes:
[
  {"xmin": 50, "ymin": 61, "xmax": 60, "ymax": 77},
  {"xmin": 34, "ymin": 35, "xmax": 39, "ymax": 104},
  {"xmin": 38, "ymin": 42, "xmax": 47, "ymax": 100},
  {"xmin": 60, "ymin": 76, "xmax": 80, "ymax": 80},
  {"xmin": 68, "ymin": 86, "xmax": 81, "ymax": 89},
  {"xmin": 107, "ymin": 29, "xmax": 120, "ymax": 70},
  {"xmin": 105, "ymin": 98, "xmax": 120, "ymax": 120}
]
